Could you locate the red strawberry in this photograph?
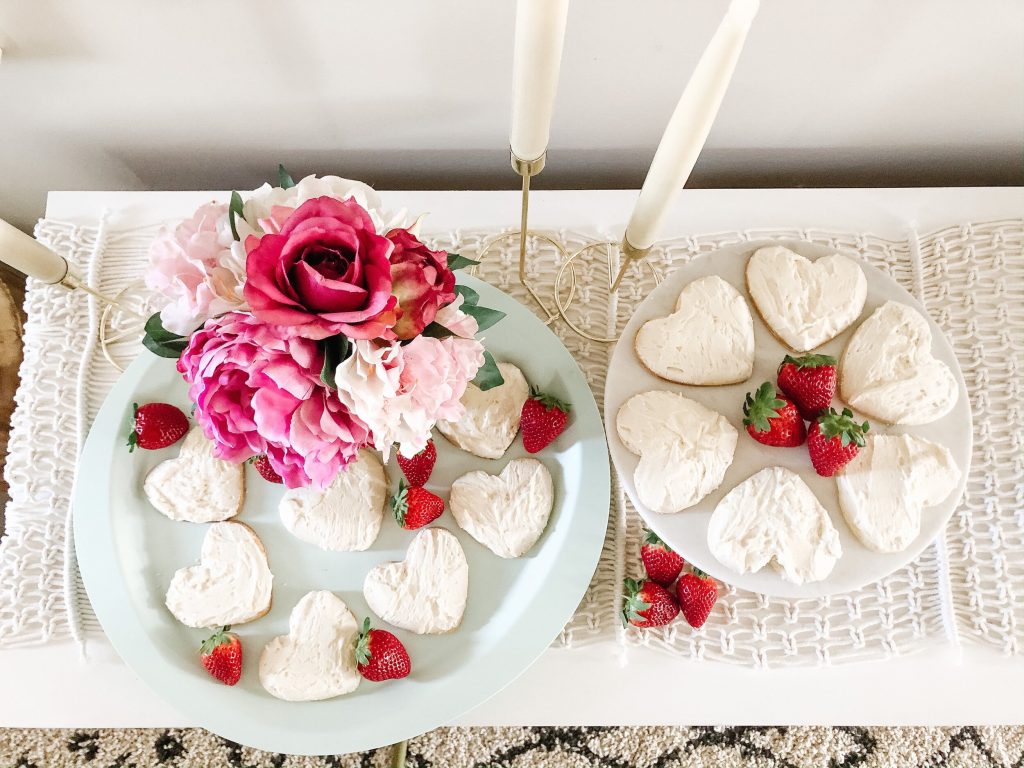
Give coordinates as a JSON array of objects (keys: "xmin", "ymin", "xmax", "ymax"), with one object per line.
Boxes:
[
  {"xmin": 200, "ymin": 626, "xmax": 242, "ymax": 686},
  {"xmin": 520, "ymin": 387, "xmax": 571, "ymax": 453},
  {"xmin": 397, "ymin": 440, "xmax": 437, "ymax": 487},
  {"xmin": 742, "ymin": 382, "xmax": 806, "ymax": 447},
  {"xmin": 127, "ymin": 402, "xmax": 189, "ymax": 452},
  {"xmin": 621, "ymin": 578, "xmax": 679, "ymax": 628},
  {"xmin": 391, "ymin": 479, "xmax": 444, "ymax": 530},
  {"xmin": 676, "ymin": 569, "xmax": 718, "ymax": 629},
  {"xmin": 640, "ymin": 529, "xmax": 685, "ymax": 587},
  {"xmin": 807, "ymin": 407, "xmax": 870, "ymax": 477},
  {"xmin": 777, "ymin": 354, "xmax": 838, "ymax": 421},
  {"xmin": 251, "ymin": 455, "xmax": 283, "ymax": 484},
  {"xmin": 355, "ymin": 618, "xmax": 411, "ymax": 681}
]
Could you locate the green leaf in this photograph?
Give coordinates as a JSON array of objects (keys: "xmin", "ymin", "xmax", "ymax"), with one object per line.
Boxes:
[
  {"xmin": 319, "ymin": 334, "xmax": 352, "ymax": 389},
  {"xmin": 228, "ymin": 191, "xmax": 245, "ymax": 242},
  {"xmin": 127, "ymin": 402, "xmax": 139, "ymax": 452},
  {"xmin": 142, "ymin": 313, "xmax": 188, "ymax": 358},
  {"xmin": 143, "ymin": 334, "xmax": 188, "ymax": 358},
  {"xmin": 143, "ymin": 313, "xmax": 181, "ymax": 343},
  {"xmin": 461, "ymin": 304, "xmax": 506, "ymax": 332},
  {"xmin": 446, "ymin": 253, "xmax": 479, "ymax": 271},
  {"xmin": 278, "ymin": 164, "xmax": 296, "ymax": 190},
  {"xmin": 421, "ymin": 322, "xmax": 454, "ymax": 339},
  {"xmin": 782, "ymin": 353, "xmax": 837, "ymax": 369},
  {"xmin": 454, "ymin": 284, "xmax": 480, "ymax": 307},
  {"xmin": 473, "ymin": 350, "xmax": 505, "ymax": 391}
]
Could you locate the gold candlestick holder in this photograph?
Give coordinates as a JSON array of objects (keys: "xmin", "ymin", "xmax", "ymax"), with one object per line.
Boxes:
[
  {"xmin": 551, "ymin": 237, "xmax": 662, "ymax": 343},
  {"xmin": 58, "ymin": 265, "xmax": 152, "ymax": 372},
  {"xmin": 475, "ymin": 149, "xmax": 576, "ymax": 326}
]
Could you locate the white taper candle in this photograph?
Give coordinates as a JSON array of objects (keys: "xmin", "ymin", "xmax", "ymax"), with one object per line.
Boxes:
[
  {"xmin": 0, "ymin": 218, "xmax": 68, "ymax": 283},
  {"xmin": 625, "ymin": 0, "xmax": 759, "ymax": 250},
  {"xmin": 510, "ymin": 0, "xmax": 570, "ymax": 162}
]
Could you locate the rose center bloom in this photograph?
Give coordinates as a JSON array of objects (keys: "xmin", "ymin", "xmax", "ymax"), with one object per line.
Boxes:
[{"xmin": 301, "ymin": 247, "xmax": 355, "ymax": 281}]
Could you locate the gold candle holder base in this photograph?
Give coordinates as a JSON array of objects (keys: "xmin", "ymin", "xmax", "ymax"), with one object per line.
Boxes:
[
  {"xmin": 57, "ymin": 271, "xmax": 152, "ymax": 372},
  {"xmin": 97, "ymin": 280, "xmax": 156, "ymax": 372},
  {"xmin": 473, "ymin": 148, "xmax": 663, "ymax": 343},
  {"xmin": 474, "ymin": 149, "xmax": 578, "ymax": 326},
  {"xmin": 552, "ymin": 240, "xmax": 662, "ymax": 343}
]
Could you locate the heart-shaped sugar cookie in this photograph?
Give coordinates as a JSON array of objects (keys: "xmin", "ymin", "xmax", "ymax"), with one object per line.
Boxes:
[
  {"xmin": 450, "ymin": 458, "xmax": 553, "ymax": 558},
  {"xmin": 707, "ymin": 466, "xmax": 841, "ymax": 585},
  {"xmin": 840, "ymin": 301, "xmax": 958, "ymax": 425},
  {"xmin": 746, "ymin": 245, "xmax": 867, "ymax": 352},
  {"xmin": 436, "ymin": 362, "xmax": 529, "ymax": 459},
  {"xmin": 165, "ymin": 521, "xmax": 273, "ymax": 628},
  {"xmin": 363, "ymin": 528, "xmax": 468, "ymax": 634},
  {"xmin": 837, "ymin": 434, "xmax": 960, "ymax": 553},
  {"xmin": 616, "ymin": 390, "xmax": 737, "ymax": 514},
  {"xmin": 259, "ymin": 591, "xmax": 361, "ymax": 702},
  {"xmin": 635, "ymin": 275, "xmax": 755, "ymax": 385},
  {"xmin": 279, "ymin": 450, "xmax": 386, "ymax": 551},
  {"xmin": 144, "ymin": 426, "xmax": 244, "ymax": 523}
]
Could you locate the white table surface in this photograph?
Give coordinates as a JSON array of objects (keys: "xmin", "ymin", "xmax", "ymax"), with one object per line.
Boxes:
[{"xmin": 3, "ymin": 186, "xmax": 1023, "ymax": 730}]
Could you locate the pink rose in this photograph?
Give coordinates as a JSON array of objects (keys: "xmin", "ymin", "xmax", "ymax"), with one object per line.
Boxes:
[
  {"xmin": 177, "ymin": 311, "xmax": 370, "ymax": 488},
  {"xmin": 244, "ymin": 196, "xmax": 397, "ymax": 340},
  {"xmin": 145, "ymin": 202, "xmax": 248, "ymax": 334},
  {"xmin": 386, "ymin": 228, "xmax": 456, "ymax": 340}
]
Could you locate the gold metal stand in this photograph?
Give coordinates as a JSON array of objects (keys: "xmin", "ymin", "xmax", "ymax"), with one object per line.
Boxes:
[
  {"xmin": 506, "ymin": 150, "xmax": 567, "ymax": 322},
  {"xmin": 97, "ymin": 280, "xmax": 154, "ymax": 372},
  {"xmin": 471, "ymin": 148, "xmax": 664, "ymax": 344},
  {"xmin": 56, "ymin": 270, "xmax": 152, "ymax": 371},
  {"xmin": 552, "ymin": 239, "xmax": 662, "ymax": 343},
  {"xmin": 390, "ymin": 739, "xmax": 408, "ymax": 768},
  {"xmin": 612, "ymin": 237, "xmax": 653, "ymax": 292},
  {"xmin": 474, "ymin": 149, "xmax": 579, "ymax": 327},
  {"xmin": 59, "ymin": 271, "xmax": 146, "ymax": 320}
]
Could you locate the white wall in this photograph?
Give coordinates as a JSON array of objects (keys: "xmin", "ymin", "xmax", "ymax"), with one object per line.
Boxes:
[{"xmin": 1, "ymin": 0, "xmax": 1021, "ymax": 230}]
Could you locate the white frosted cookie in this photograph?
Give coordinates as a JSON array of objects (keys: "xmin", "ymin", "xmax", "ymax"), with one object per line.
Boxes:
[
  {"xmin": 144, "ymin": 426, "xmax": 244, "ymax": 523},
  {"xmin": 165, "ymin": 521, "xmax": 273, "ymax": 628},
  {"xmin": 363, "ymin": 528, "xmax": 469, "ymax": 635},
  {"xmin": 450, "ymin": 458, "xmax": 553, "ymax": 558},
  {"xmin": 746, "ymin": 245, "xmax": 867, "ymax": 352},
  {"xmin": 278, "ymin": 450, "xmax": 386, "ymax": 551},
  {"xmin": 635, "ymin": 275, "xmax": 755, "ymax": 385},
  {"xmin": 436, "ymin": 362, "xmax": 529, "ymax": 459},
  {"xmin": 616, "ymin": 390, "xmax": 737, "ymax": 514},
  {"xmin": 259, "ymin": 591, "xmax": 361, "ymax": 702},
  {"xmin": 708, "ymin": 466, "xmax": 842, "ymax": 585},
  {"xmin": 837, "ymin": 433, "xmax": 960, "ymax": 553},
  {"xmin": 840, "ymin": 300, "xmax": 958, "ymax": 425}
]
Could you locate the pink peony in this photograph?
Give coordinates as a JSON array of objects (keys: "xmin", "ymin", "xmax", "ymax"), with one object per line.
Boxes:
[
  {"xmin": 386, "ymin": 228, "xmax": 456, "ymax": 340},
  {"xmin": 243, "ymin": 196, "xmax": 397, "ymax": 340},
  {"xmin": 177, "ymin": 311, "xmax": 370, "ymax": 488},
  {"xmin": 145, "ymin": 202, "xmax": 248, "ymax": 334},
  {"xmin": 333, "ymin": 301, "xmax": 484, "ymax": 459}
]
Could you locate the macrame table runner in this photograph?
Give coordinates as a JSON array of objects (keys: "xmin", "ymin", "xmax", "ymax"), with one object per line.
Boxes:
[{"xmin": 1, "ymin": 214, "xmax": 1021, "ymax": 669}]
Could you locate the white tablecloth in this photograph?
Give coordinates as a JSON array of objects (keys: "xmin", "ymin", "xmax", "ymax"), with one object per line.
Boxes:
[{"xmin": 1, "ymin": 188, "xmax": 1023, "ymax": 728}]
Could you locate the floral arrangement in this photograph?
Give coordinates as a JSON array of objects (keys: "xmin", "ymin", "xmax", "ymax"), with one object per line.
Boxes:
[{"xmin": 143, "ymin": 168, "xmax": 505, "ymax": 488}]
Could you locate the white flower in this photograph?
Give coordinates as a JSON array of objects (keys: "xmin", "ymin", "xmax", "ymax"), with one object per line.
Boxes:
[{"xmin": 242, "ymin": 175, "xmax": 410, "ymax": 235}]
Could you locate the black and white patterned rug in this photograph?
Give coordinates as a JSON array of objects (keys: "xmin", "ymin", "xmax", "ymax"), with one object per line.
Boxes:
[{"xmin": 1, "ymin": 726, "xmax": 1020, "ymax": 767}]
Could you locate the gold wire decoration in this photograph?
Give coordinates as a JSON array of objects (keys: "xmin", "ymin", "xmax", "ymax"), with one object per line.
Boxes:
[
  {"xmin": 553, "ymin": 240, "xmax": 662, "ymax": 343},
  {"xmin": 473, "ymin": 228, "xmax": 577, "ymax": 327},
  {"xmin": 97, "ymin": 280, "xmax": 153, "ymax": 372},
  {"xmin": 471, "ymin": 149, "xmax": 582, "ymax": 327},
  {"xmin": 471, "ymin": 148, "xmax": 663, "ymax": 344}
]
